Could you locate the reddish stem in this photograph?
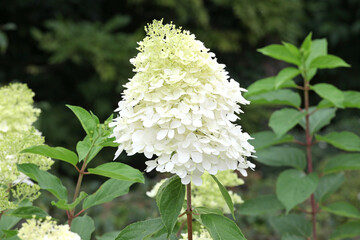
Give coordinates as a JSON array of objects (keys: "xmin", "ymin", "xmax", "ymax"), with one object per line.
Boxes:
[
  {"xmin": 304, "ymin": 79, "xmax": 317, "ymax": 240},
  {"xmin": 186, "ymin": 183, "xmax": 193, "ymax": 240}
]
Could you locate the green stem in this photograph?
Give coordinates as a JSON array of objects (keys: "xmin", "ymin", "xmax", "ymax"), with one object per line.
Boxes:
[
  {"xmin": 304, "ymin": 75, "xmax": 317, "ymax": 240},
  {"xmin": 186, "ymin": 183, "xmax": 193, "ymax": 240}
]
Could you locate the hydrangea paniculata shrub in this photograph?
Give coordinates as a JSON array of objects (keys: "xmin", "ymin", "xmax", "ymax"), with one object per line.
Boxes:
[{"xmin": 110, "ymin": 20, "xmax": 255, "ymax": 185}]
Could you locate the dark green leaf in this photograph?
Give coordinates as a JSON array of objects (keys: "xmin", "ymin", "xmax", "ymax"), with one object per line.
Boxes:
[
  {"xmin": 156, "ymin": 176, "xmax": 185, "ymax": 236},
  {"xmin": 96, "ymin": 231, "xmax": 121, "ymax": 240},
  {"xmin": 0, "ymin": 32, "xmax": 8, "ymax": 53},
  {"xmin": 245, "ymin": 77, "xmax": 296, "ymax": 97},
  {"xmin": 210, "ymin": 175, "xmax": 235, "ymax": 219},
  {"xmin": 311, "ymin": 83, "xmax": 344, "ymax": 108},
  {"xmin": 21, "ymin": 145, "xmax": 78, "ymax": 167},
  {"xmin": 314, "ymin": 173, "xmax": 344, "ymax": 203},
  {"xmin": 269, "ymin": 109, "xmax": 306, "ymax": 137},
  {"xmin": 66, "ymin": 105, "xmax": 97, "ymax": 136},
  {"xmin": 299, "ymin": 107, "xmax": 336, "ymax": 135},
  {"xmin": 249, "ymin": 131, "xmax": 294, "ymax": 151},
  {"xmin": 248, "ymin": 89, "xmax": 301, "ymax": 108},
  {"xmin": 70, "ymin": 215, "xmax": 95, "ymax": 240},
  {"xmin": 276, "ymin": 169, "xmax": 318, "ymax": 213},
  {"xmin": 88, "ymin": 162, "xmax": 144, "ymax": 183},
  {"xmin": 281, "ymin": 234, "xmax": 304, "ymax": 240},
  {"xmin": 270, "ymin": 214, "xmax": 312, "ymax": 237},
  {"xmin": 310, "ymin": 55, "xmax": 350, "ymax": 69},
  {"xmin": 238, "ymin": 195, "xmax": 284, "ymax": 216},
  {"xmin": 324, "ymin": 153, "xmax": 360, "ymax": 174},
  {"xmin": 51, "ymin": 192, "xmax": 88, "ymax": 210},
  {"xmin": 275, "ymin": 67, "xmax": 300, "ymax": 89},
  {"xmin": 330, "ymin": 221, "xmax": 360, "ymax": 240},
  {"xmin": 9, "ymin": 206, "xmax": 48, "ymax": 219},
  {"xmin": 322, "ymin": 202, "xmax": 360, "ymax": 219},
  {"xmin": 258, "ymin": 44, "xmax": 301, "ymax": 65},
  {"xmin": 256, "ymin": 146, "xmax": 306, "ymax": 170},
  {"xmin": 316, "ymin": 132, "xmax": 360, "ymax": 152},
  {"xmin": 201, "ymin": 214, "xmax": 246, "ymax": 240},
  {"xmin": 2, "ymin": 230, "xmax": 20, "ymax": 240},
  {"xmin": 83, "ymin": 179, "xmax": 135, "ymax": 209},
  {"xmin": 17, "ymin": 163, "xmax": 68, "ymax": 200},
  {"xmin": 115, "ymin": 218, "xmax": 164, "ymax": 240}
]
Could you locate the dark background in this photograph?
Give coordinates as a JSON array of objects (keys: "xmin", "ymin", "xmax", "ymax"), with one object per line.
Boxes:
[{"xmin": 1, "ymin": 0, "xmax": 360, "ymax": 239}]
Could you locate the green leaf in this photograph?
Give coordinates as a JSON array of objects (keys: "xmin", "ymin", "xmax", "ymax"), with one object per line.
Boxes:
[
  {"xmin": 156, "ymin": 176, "xmax": 185, "ymax": 236},
  {"xmin": 322, "ymin": 202, "xmax": 360, "ymax": 219},
  {"xmin": 115, "ymin": 218, "xmax": 165, "ymax": 240},
  {"xmin": 324, "ymin": 153, "xmax": 360, "ymax": 174},
  {"xmin": 76, "ymin": 136, "xmax": 103, "ymax": 163},
  {"xmin": 238, "ymin": 195, "xmax": 284, "ymax": 216},
  {"xmin": 21, "ymin": 145, "xmax": 78, "ymax": 167},
  {"xmin": 275, "ymin": 67, "xmax": 300, "ymax": 89},
  {"xmin": 193, "ymin": 207, "xmax": 223, "ymax": 216},
  {"xmin": 305, "ymin": 38, "xmax": 328, "ymax": 81},
  {"xmin": 314, "ymin": 173, "xmax": 344, "ymax": 203},
  {"xmin": 276, "ymin": 169, "xmax": 318, "ymax": 213},
  {"xmin": 311, "ymin": 83, "xmax": 344, "ymax": 108},
  {"xmin": 17, "ymin": 163, "xmax": 68, "ymax": 200},
  {"xmin": 246, "ymin": 77, "xmax": 297, "ymax": 97},
  {"xmin": 248, "ymin": 89, "xmax": 301, "ymax": 108},
  {"xmin": 249, "ymin": 131, "xmax": 294, "ymax": 151},
  {"xmin": 256, "ymin": 146, "xmax": 306, "ymax": 170},
  {"xmin": 310, "ymin": 54, "xmax": 350, "ymax": 69},
  {"xmin": 84, "ymin": 179, "xmax": 135, "ymax": 209},
  {"xmin": 88, "ymin": 162, "xmax": 144, "ymax": 183},
  {"xmin": 96, "ymin": 231, "xmax": 121, "ymax": 240},
  {"xmin": 201, "ymin": 214, "xmax": 246, "ymax": 240},
  {"xmin": 66, "ymin": 105, "xmax": 97, "ymax": 136},
  {"xmin": 300, "ymin": 32, "xmax": 312, "ymax": 52},
  {"xmin": 9, "ymin": 206, "xmax": 48, "ymax": 219},
  {"xmin": 0, "ymin": 201, "xmax": 31, "ymax": 232},
  {"xmin": 343, "ymin": 91, "xmax": 360, "ymax": 109},
  {"xmin": 2, "ymin": 230, "xmax": 20, "ymax": 240},
  {"xmin": 269, "ymin": 109, "xmax": 306, "ymax": 137},
  {"xmin": 51, "ymin": 191, "xmax": 88, "ymax": 210},
  {"xmin": 299, "ymin": 107, "xmax": 336, "ymax": 135},
  {"xmin": 282, "ymin": 42, "xmax": 301, "ymax": 59},
  {"xmin": 270, "ymin": 214, "xmax": 312, "ymax": 238},
  {"xmin": 330, "ymin": 221, "xmax": 360, "ymax": 240},
  {"xmin": 258, "ymin": 44, "xmax": 301, "ymax": 65},
  {"xmin": 210, "ymin": 175, "xmax": 235, "ymax": 219},
  {"xmin": 71, "ymin": 215, "xmax": 95, "ymax": 240},
  {"xmin": 316, "ymin": 132, "xmax": 360, "ymax": 152}
]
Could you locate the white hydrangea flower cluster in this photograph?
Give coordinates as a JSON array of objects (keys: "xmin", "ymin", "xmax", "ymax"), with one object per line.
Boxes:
[
  {"xmin": 180, "ymin": 226, "xmax": 212, "ymax": 240},
  {"xmin": 110, "ymin": 20, "xmax": 255, "ymax": 185},
  {"xmin": 147, "ymin": 170, "xmax": 244, "ymax": 214},
  {"xmin": 18, "ymin": 216, "xmax": 81, "ymax": 240},
  {"xmin": 0, "ymin": 83, "xmax": 53, "ymax": 211}
]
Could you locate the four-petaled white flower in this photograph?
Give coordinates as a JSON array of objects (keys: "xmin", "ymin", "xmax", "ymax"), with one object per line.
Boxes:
[{"xmin": 110, "ymin": 20, "xmax": 255, "ymax": 185}]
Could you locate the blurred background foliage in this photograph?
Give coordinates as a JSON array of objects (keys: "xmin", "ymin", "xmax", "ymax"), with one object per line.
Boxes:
[{"xmin": 1, "ymin": 0, "xmax": 360, "ymax": 239}]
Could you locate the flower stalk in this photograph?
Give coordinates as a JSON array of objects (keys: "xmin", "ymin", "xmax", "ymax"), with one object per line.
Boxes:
[{"xmin": 186, "ymin": 183, "xmax": 193, "ymax": 240}]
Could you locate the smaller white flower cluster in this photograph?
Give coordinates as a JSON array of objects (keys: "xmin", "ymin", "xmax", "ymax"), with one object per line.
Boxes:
[
  {"xmin": 147, "ymin": 170, "xmax": 244, "ymax": 214},
  {"xmin": 0, "ymin": 84, "xmax": 53, "ymax": 211},
  {"xmin": 180, "ymin": 226, "xmax": 212, "ymax": 240},
  {"xmin": 18, "ymin": 216, "xmax": 81, "ymax": 240}
]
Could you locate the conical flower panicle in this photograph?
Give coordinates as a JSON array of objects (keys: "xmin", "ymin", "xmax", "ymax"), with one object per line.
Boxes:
[{"xmin": 110, "ymin": 20, "xmax": 255, "ymax": 185}]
